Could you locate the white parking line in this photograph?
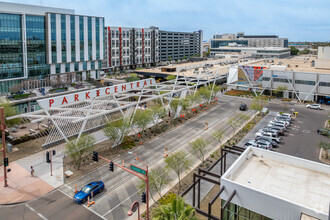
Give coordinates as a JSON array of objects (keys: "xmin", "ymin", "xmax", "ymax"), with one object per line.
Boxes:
[{"xmin": 25, "ymin": 204, "xmax": 48, "ymax": 220}]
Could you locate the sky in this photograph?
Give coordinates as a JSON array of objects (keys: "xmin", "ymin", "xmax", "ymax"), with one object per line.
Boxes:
[{"xmin": 3, "ymin": 0, "xmax": 330, "ymax": 42}]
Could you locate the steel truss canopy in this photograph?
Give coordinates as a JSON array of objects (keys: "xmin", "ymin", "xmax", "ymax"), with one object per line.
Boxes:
[{"xmin": 10, "ymin": 70, "xmax": 226, "ymax": 148}]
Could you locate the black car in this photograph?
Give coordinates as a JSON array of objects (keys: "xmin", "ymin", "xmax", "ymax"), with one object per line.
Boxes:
[
  {"xmin": 107, "ymin": 82, "xmax": 114, "ymax": 86},
  {"xmin": 317, "ymin": 128, "xmax": 330, "ymax": 137},
  {"xmin": 239, "ymin": 104, "xmax": 248, "ymax": 111}
]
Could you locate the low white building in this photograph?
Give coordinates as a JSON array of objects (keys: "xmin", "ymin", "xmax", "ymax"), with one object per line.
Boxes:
[
  {"xmin": 220, "ymin": 147, "xmax": 330, "ymax": 220},
  {"xmin": 211, "ymin": 47, "xmax": 290, "ymax": 59}
]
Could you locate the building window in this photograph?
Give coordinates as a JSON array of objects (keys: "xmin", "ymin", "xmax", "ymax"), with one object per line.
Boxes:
[
  {"xmin": 65, "ymin": 63, "xmax": 70, "ymax": 72},
  {"xmin": 50, "ymin": 14, "xmax": 57, "ymax": 63},
  {"xmin": 74, "ymin": 62, "xmax": 79, "ymax": 71},
  {"xmin": 295, "ymin": 80, "xmax": 315, "ymax": 85},
  {"xmin": 79, "ymin": 16, "xmax": 84, "ymax": 61},
  {"xmin": 88, "ymin": 17, "xmax": 92, "ymax": 60},
  {"xmin": 56, "ymin": 64, "xmax": 60, "ymax": 73},
  {"xmin": 319, "ymin": 82, "xmax": 330, "ymax": 87},
  {"xmin": 70, "ymin": 15, "xmax": 75, "ymax": 62},
  {"xmin": 61, "ymin": 15, "xmax": 66, "ymax": 62},
  {"xmin": 96, "ymin": 17, "xmax": 100, "ymax": 60},
  {"xmin": 83, "ymin": 62, "xmax": 87, "ymax": 70}
]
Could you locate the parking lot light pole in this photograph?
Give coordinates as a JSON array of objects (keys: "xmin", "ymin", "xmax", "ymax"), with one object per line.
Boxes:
[{"xmin": 0, "ymin": 107, "xmax": 8, "ymax": 187}]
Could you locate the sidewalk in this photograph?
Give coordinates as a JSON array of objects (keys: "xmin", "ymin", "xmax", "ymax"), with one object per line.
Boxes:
[{"xmin": 0, "ymin": 162, "xmax": 54, "ymax": 204}]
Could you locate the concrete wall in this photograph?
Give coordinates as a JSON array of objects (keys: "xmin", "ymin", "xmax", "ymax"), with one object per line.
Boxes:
[{"xmin": 221, "ymin": 147, "xmax": 330, "ymax": 220}]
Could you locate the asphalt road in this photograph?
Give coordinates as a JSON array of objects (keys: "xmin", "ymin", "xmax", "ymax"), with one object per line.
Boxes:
[{"xmin": 0, "ymin": 95, "xmax": 254, "ymax": 220}]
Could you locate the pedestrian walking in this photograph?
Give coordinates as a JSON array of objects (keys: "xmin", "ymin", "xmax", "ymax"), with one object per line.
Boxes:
[{"xmin": 30, "ymin": 166, "xmax": 34, "ymax": 177}]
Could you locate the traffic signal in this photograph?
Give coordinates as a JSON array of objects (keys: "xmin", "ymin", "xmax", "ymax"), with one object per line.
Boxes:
[
  {"xmin": 92, "ymin": 151, "xmax": 98, "ymax": 162},
  {"xmin": 109, "ymin": 161, "xmax": 114, "ymax": 172},
  {"xmin": 46, "ymin": 151, "xmax": 51, "ymax": 163},
  {"xmin": 141, "ymin": 192, "xmax": 146, "ymax": 203},
  {"xmin": 4, "ymin": 158, "xmax": 9, "ymax": 167}
]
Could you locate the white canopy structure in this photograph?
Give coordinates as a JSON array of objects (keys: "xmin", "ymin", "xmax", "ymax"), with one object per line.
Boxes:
[{"xmin": 9, "ymin": 70, "xmax": 227, "ymax": 148}]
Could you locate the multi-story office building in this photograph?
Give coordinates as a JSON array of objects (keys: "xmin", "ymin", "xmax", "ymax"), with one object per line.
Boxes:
[
  {"xmin": 0, "ymin": 2, "xmax": 104, "ymax": 94},
  {"xmin": 159, "ymin": 30, "xmax": 203, "ymax": 62},
  {"xmin": 211, "ymin": 32, "xmax": 288, "ymax": 48},
  {"xmin": 104, "ymin": 26, "xmax": 159, "ymax": 71}
]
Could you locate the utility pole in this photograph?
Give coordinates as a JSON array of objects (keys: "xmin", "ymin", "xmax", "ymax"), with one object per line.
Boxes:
[{"xmin": 0, "ymin": 107, "xmax": 8, "ymax": 187}]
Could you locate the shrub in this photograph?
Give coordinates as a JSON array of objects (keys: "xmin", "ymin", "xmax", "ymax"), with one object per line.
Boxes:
[
  {"xmin": 121, "ymin": 136, "xmax": 136, "ymax": 149},
  {"xmin": 159, "ymin": 193, "xmax": 177, "ymax": 205}
]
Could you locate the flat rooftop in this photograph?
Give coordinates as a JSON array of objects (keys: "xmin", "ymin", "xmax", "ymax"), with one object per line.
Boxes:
[
  {"xmin": 249, "ymin": 57, "xmax": 330, "ymax": 74},
  {"xmin": 135, "ymin": 58, "xmax": 257, "ymax": 77},
  {"xmin": 224, "ymin": 148, "xmax": 330, "ymax": 215}
]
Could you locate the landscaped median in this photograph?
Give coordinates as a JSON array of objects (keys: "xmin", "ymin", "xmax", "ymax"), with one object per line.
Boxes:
[{"xmin": 136, "ymin": 110, "xmax": 263, "ymax": 219}]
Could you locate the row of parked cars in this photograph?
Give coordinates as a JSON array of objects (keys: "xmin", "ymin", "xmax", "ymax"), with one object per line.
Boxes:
[{"xmin": 244, "ymin": 113, "xmax": 292, "ymax": 150}]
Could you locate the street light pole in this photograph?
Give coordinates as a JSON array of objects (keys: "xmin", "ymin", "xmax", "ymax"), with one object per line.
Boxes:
[
  {"xmin": 0, "ymin": 107, "xmax": 8, "ymax": 187},
  {"xmin": 127, "ymin": 201, "xmax": 140, "ymax": 220}
]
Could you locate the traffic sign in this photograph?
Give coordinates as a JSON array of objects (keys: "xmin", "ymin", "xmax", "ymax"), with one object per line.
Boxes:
[{"xmin": 130, "ymin": 164, "xmax": 146, "ymax": 175}]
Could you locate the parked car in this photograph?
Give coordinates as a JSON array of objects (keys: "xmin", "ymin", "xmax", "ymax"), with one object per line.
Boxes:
[
  {"xmin": 257, "ymin": 128, "xmax": 279, "ymax": 137},
  {"xmin": 269, "ymin": 120, "xmax": 289, "ymax": 128},
  {"xmin": 306, "ymin": 104, "xmax": 321, "ymax": 110},
  {"xmin": 239, "ymin": 104, "xmax": 248, "ymax": 111},
  {"xmin": 317, "ymin": 128, "xmax": 330, "ymax": 137},
  {"xmin": 73, "ymin": 181, "xmax": 104, "ymax": 204},
  {"xmin": 256, "ymin": 136, "xmax": 278, "ymax": 147},
  {"xmin": 276, "ymin": 113, "xmax": 292, "ymax": 119},
  {"xmin": 275, "ymin": 115, "xmax": 291, "ymax": 122},
  {"xmin": 266, "ymin": 125, "xmax": 286, "ymax": 134},
  {"xmin": 256, "ymin": 140, "xmax": 272, "ymax": 150},
  {"xmin": 272, "ymin": 118, "xmax": 290, "ymax": 126},
  {"xmin": 244, "ymin": 140, "xmax": 259, "ymax": 148},
  {"xmin": 256, "ymin": 132, "xmax": 281, "ymax": 143},
  {"xmin": 107, "ymin": 82, "xmax": 114, "ymax": 86},
  {"xmin": 255, "ymin": 139, "xmax": 275, "ymax": 149}
]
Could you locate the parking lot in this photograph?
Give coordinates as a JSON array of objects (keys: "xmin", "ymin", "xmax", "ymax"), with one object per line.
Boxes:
[{"xmin": 238, "ymin": 103, "xmax": 329, "ymax": 163}]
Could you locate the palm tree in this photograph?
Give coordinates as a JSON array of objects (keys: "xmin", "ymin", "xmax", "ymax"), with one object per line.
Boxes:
[{"xmin": 152, "ymin": 196, "xmax": 199, "ymax": 220}]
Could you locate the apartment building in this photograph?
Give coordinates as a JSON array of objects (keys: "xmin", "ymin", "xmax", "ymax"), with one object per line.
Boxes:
[
  {"xmin": 159, "ymin": 30, "xmax": 203, "ymax": 61},
  {"xmin": 0, "ymin": 2, "xmax": 104, "ymax": 94},
  {"xmin": 104, "ymin": 26, "xmax": 159, "ymax": 71}
]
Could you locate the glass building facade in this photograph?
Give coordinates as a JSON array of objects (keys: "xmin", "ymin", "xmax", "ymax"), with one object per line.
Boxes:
[
  {"xmin": 26, "ymin": 15, "xmax": 49, "ymax": 78},
  {"xmin": 210, "ymin": 40, "xmax": 248, "ymax": 48},
  {"xmin": 0, "ymin": 13, "xmax": 24, "ymax": 80}
]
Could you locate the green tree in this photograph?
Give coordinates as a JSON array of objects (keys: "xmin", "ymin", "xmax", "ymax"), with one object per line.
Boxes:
[
  {"xmin": 198, "ymin": 87, "xmax": 211, "ymax": 103},
  {"xmin": 274, "ymin": 85, "xmax": 287, "ymax": 98},
  {"xmin": 299, "ymin": 48, "xmax": 310, "ymax": 54},
  {"xmin": 103, "ymin": 119, "xmax": 130, "ymax": 148},
  {"xmin": 138, "ymin": 167, "xmax": 172, "ymax": 204},
  {"xmin": 165, "ymin": 151, "xmax": 192, "ymax": 194},
  {"xmin": 249, "ymin": 96, "xmax": 267, "ymax": 113},
  {"xmin": 125, "ymin": 73, "xmax": 139, "ymax": 82},
  {"xmin": 169, "ymin": 99, "xmax": 180, "ymax": 117},
  {"xmin": 133, "ymin": 109, "xmax": 153, "ymax": 138},
  {"xmin": 189, "ymin": 138, "xmax": 208, "ymax": 167},
  {"xmin": 152, "ymin": 196, "xmax": 198, "ymax": 220},
  {"xmin": 0, "ymin": 97, "xmax": 21, "ymax": 126},
  {"xmin": 65, "ymin": 135, "xmax": 96, "ymax": 170},
  {"xmin": 166, "ymin": 75, "xmax": 176, "ymax": 81},
  {"xmin": 150, "ymin": 104, "xmax": 166, "ymax": 126},
  {"xmin": 228, "ymin": 116, "xmax": 240, "ymax": 134},
  {"xmin": 213, "ymin": 130, "xmax": 225, "ymax": 148},
  {"xmin": 290, "ymin": 46, "xmax": 299, "ymax": 56}
]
